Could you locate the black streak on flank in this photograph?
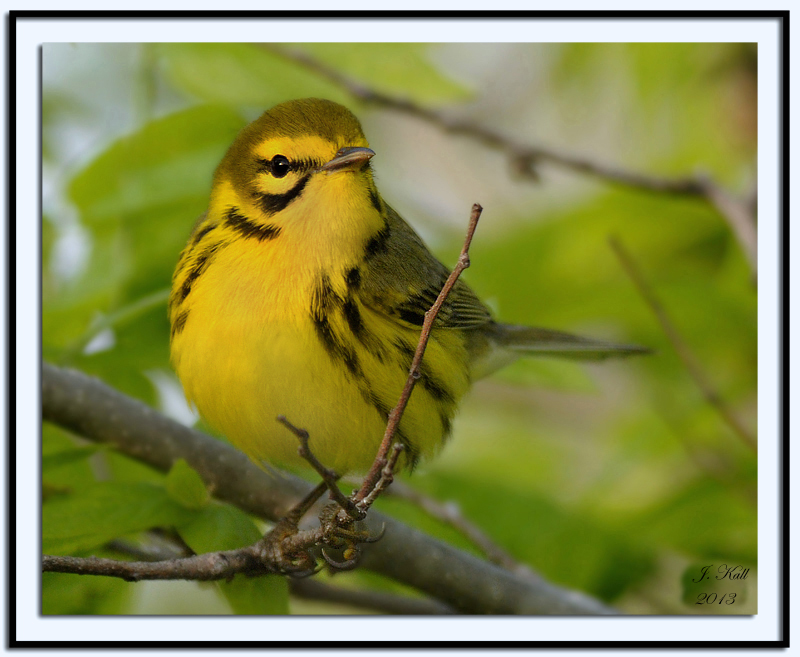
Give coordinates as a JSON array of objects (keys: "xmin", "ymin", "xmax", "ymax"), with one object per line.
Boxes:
[
  {"xmin": 368, "ymin": 187, "xmax": 382, "ymax": 213},
  {"xmin": 311, "ymin": 275, "xmax": 363, "ymax": 380},
  {"xmin": 344, "ymin": 293, "xmax": 386, "ymax": 363},
  {"xmin": 314, "ymin": 314, "xmax": 361, "ymax": 378},
  {"xmin": 256, "ymin": 174, "xmax": 311, "ymax": 216},
  {"xmin": 361, "ymin": 387, "xmax": 419, "ymax": 469},
  {"xmin": 395, "ymin": 284, "xmax": 446, "ymax": 327},
  {"xmin": 190, "ymin": 222, "xmax": 217, "ymax": 246},
  {"xmin": 342, "ymin": 296, "xmax": 364, "ymax": 339},
  {"xmin": 225, "ymin": 207, "xmax": 281, "ymax": 241},
  {"xmin": 345, "ymin": 266, "xmax": 361, "ymax": 290},
  {"xmin": 364, "ymin": 223, "xmax": 391, "ymax": 259},
  {"xmin": 312, "ymin": 274, "xmax": 342, "ymax": 314},
  {"xmin": 393, "ymin": 337, "xmax": 455, "ymax": 405},
  {"xmin": 171, "ymin": 309, "xmax": 190, "ymax": 338},
  {"xmin": 420, "ymin": 369, "xmax": 456, "ymax": 406},
  {"xmin": 179, "ymin": 242, "xmax": 223, "ymax": 304},
  {"xmin": 365, "ymin": 388, "xmax": 391, "ymax": 420},
  {"xmin": 393, "ymin": 337, "xmax": 416, "ymax": 371},
  {"xmin": 439, "ymin": 410, "xmax": 453, "ymax": 440},
  {"xmin": 397, "ymin": 428, "xmax": 420, "ymax": 470},
  {"xmin": 374, "ymin": 380, "xmax": 419, "ymax": 466},
  {"xmin": 398, "ymin": 307, "xmax": 426, "ymax": 327}
]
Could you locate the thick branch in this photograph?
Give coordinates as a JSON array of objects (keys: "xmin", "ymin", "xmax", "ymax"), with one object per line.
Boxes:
[
  {"xmin": 289, "ymin": 579, "xmax": 456, "ymax": 615},
  {"xmin": 41, "ymin": 362, "xmax": 617, "ymax": 615}
]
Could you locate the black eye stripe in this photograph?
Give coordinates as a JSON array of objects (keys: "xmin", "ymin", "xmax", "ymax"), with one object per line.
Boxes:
[{"xmin": 256, "ymin": 156, "xmax": 321, "ymax": 178}]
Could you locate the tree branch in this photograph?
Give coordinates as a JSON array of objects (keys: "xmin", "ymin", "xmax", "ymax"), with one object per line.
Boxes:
[
  {"xmin": 288, "ymin": 578, "xmax": 456, "ymax": 615},
  {"xmin": 41, "ymin": 361, "xmax": 617, "ymax": 615},
  {"xmin": 609, "ymin": 236, "xmax": 756, "ymax": 452},
  {"xmin": 42, "ymin": 549, "xmax": 272, "ymax": 582},
  {"xmin": 385, "ymin": 480, "xmax": 539, "ymax": 579},
  {"xmin": 266, "ymin": 45, "xmax": 757, "ymax": 277},
  {"xmin": 102, "ymin": 536, "xmax": 453, "ymax": 614}
]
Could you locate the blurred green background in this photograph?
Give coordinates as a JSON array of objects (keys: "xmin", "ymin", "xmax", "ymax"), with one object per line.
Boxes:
[{"xmin": 41, "ymin": 42, "xmax": 757, "ymax": 615}]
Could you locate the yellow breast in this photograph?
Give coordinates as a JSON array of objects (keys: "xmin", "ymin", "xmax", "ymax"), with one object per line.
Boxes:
[{"xmin": 169, "ymin": 179, "xmax": 469, "ymax": 473}]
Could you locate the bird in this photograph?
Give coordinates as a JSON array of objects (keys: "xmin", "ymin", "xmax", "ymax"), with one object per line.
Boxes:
[{"xmin": 168, "ymin": 98, "xmax": 646, "ymax": 475}]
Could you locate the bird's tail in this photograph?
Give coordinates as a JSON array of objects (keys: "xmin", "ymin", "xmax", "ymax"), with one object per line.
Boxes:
[
  {"xmin": 491, "ymin": 323, "xmax": 651, "ymax": 361},
  {"xmin": 471, "ymin": 322, "xmax": 650, "ymax": 378}
]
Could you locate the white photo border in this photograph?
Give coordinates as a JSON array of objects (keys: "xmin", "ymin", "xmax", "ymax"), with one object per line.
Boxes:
[{"xmin": 13, "ymin": 9, "xmax": 787, "ymax": 650}]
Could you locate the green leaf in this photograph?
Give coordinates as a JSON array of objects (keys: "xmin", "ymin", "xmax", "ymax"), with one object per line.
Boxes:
[
  {"xmin": 64, "ymin": 301, "xmax": 172, "ymax": 406},
  {"xmin": 42, "ymin": 445, "xmax": 104, "ymax": 472},
  {"xmin": 222, "ymin": 573, "xmax": 290, "ymax": 616},
  {"xmin": 42, "ymin": 569, "xmax": 131, "ymax": 615},
  {"xmin": 176, "ymin": 505, "xmax": 289, "ymax": 615},
  {"xmin": 42, "ymin": 424, "xmax": 97, "ymax": 493},
  {"xmin": 48, "ymin": 105, "xmax": 245, "ymax": 368},
  {"xmin": 177, "ymin": 504, "xmax": 261, "ymax": 554},
  {"xmin": 157, "ymin": 43, "xmax": 348, "ymax": 108},
  {"xmin": 165, "ymin": 459, "xmax": 210, "ymax": 510},
  {"xmin": 76, "ymin": 288, "xmax": 170, "ymax": 352},
  {"xmin": 42, "ymin": 482, "xmax": 194, "ymax": 555},
  {"xmin": 103, "ymin": 446, "xmax": 169, "ymax": 486},
  {"xmin": 157, "ymin": 43, "xmax": 469, "ymax": 110},
  {"xmin": 633, "ymin": 478, "xmax": 757, "ymax": 563},
  {"xmin": 68, "ymin": 104, "xmax": 242, "ymax": 225},
  {"xmin": 298, "ymin": 43, "xmax": 471, "ymax": 103}
]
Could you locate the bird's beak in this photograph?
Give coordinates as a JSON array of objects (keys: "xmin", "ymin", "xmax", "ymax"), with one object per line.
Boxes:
[{"xmin": 320, "ymin": 147, "xmax": 375, "ymax": 172}]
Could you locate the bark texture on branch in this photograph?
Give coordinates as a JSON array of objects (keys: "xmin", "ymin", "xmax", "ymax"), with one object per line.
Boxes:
[{"xmin": 42, "ymin": 362, "xmax": 617, "ymax": 615}]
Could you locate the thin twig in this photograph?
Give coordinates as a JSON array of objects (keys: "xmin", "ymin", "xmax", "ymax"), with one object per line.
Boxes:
[
  {"xmin": 276, "ymin": 415, "xmax": 359, "ymax": 517},
  {"xmin": 694, "ymin": 175, "xmax": 758, "ymax": 275},
  {"xmin": 43, "ymin": 548, "xmax": 271, "ymax": 582},
  {"xmin": 652, "ymin": 403, "xmax": 757, "ymax": 507},
  {"xmin": 385, "ymin": 481, "xmax": 539, "ymax": 579},
  {"xmin": 266, "ymin": 45, "xmax": 757, "ymax": 278},
  {"xmin": 353, "ymin": 203, "xmax": 483, "ymax": 508},
  {"xmin": 354, "ymin": 443, "xmax": 405, "ymax": 513},
  {"xmin": 609, "ymin": 236, "xmax": 756, "ymax": 452}
]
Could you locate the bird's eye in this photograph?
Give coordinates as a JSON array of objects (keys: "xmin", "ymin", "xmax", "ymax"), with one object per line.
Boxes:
[{"xmin": 271, "ymin": 155, "xmax": 291, "ymax": 178}]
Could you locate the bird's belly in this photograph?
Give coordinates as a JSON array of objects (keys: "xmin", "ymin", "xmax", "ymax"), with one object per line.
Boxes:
[
  {"xmin": 175, "ymin": 293, "xmax": 467, "ymax": 472},
  {"xmin": 179, "ymin": 320, "xmax": 383, "ymax": 472}
]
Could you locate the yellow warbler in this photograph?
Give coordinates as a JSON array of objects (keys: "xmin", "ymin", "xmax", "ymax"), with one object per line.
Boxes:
[{"xmin": 169, "ymin": 98, "xmax": 644, "ymax": 474}]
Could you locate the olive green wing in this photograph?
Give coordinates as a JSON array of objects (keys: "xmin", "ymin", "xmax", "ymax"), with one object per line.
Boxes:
[
  {"xmin": 355, "ymin": 204, "xmax": 650, "ymax": 373},
  {"xmin": 356, "ymin": 204, "xmax": 493, "ymax": 330}
]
